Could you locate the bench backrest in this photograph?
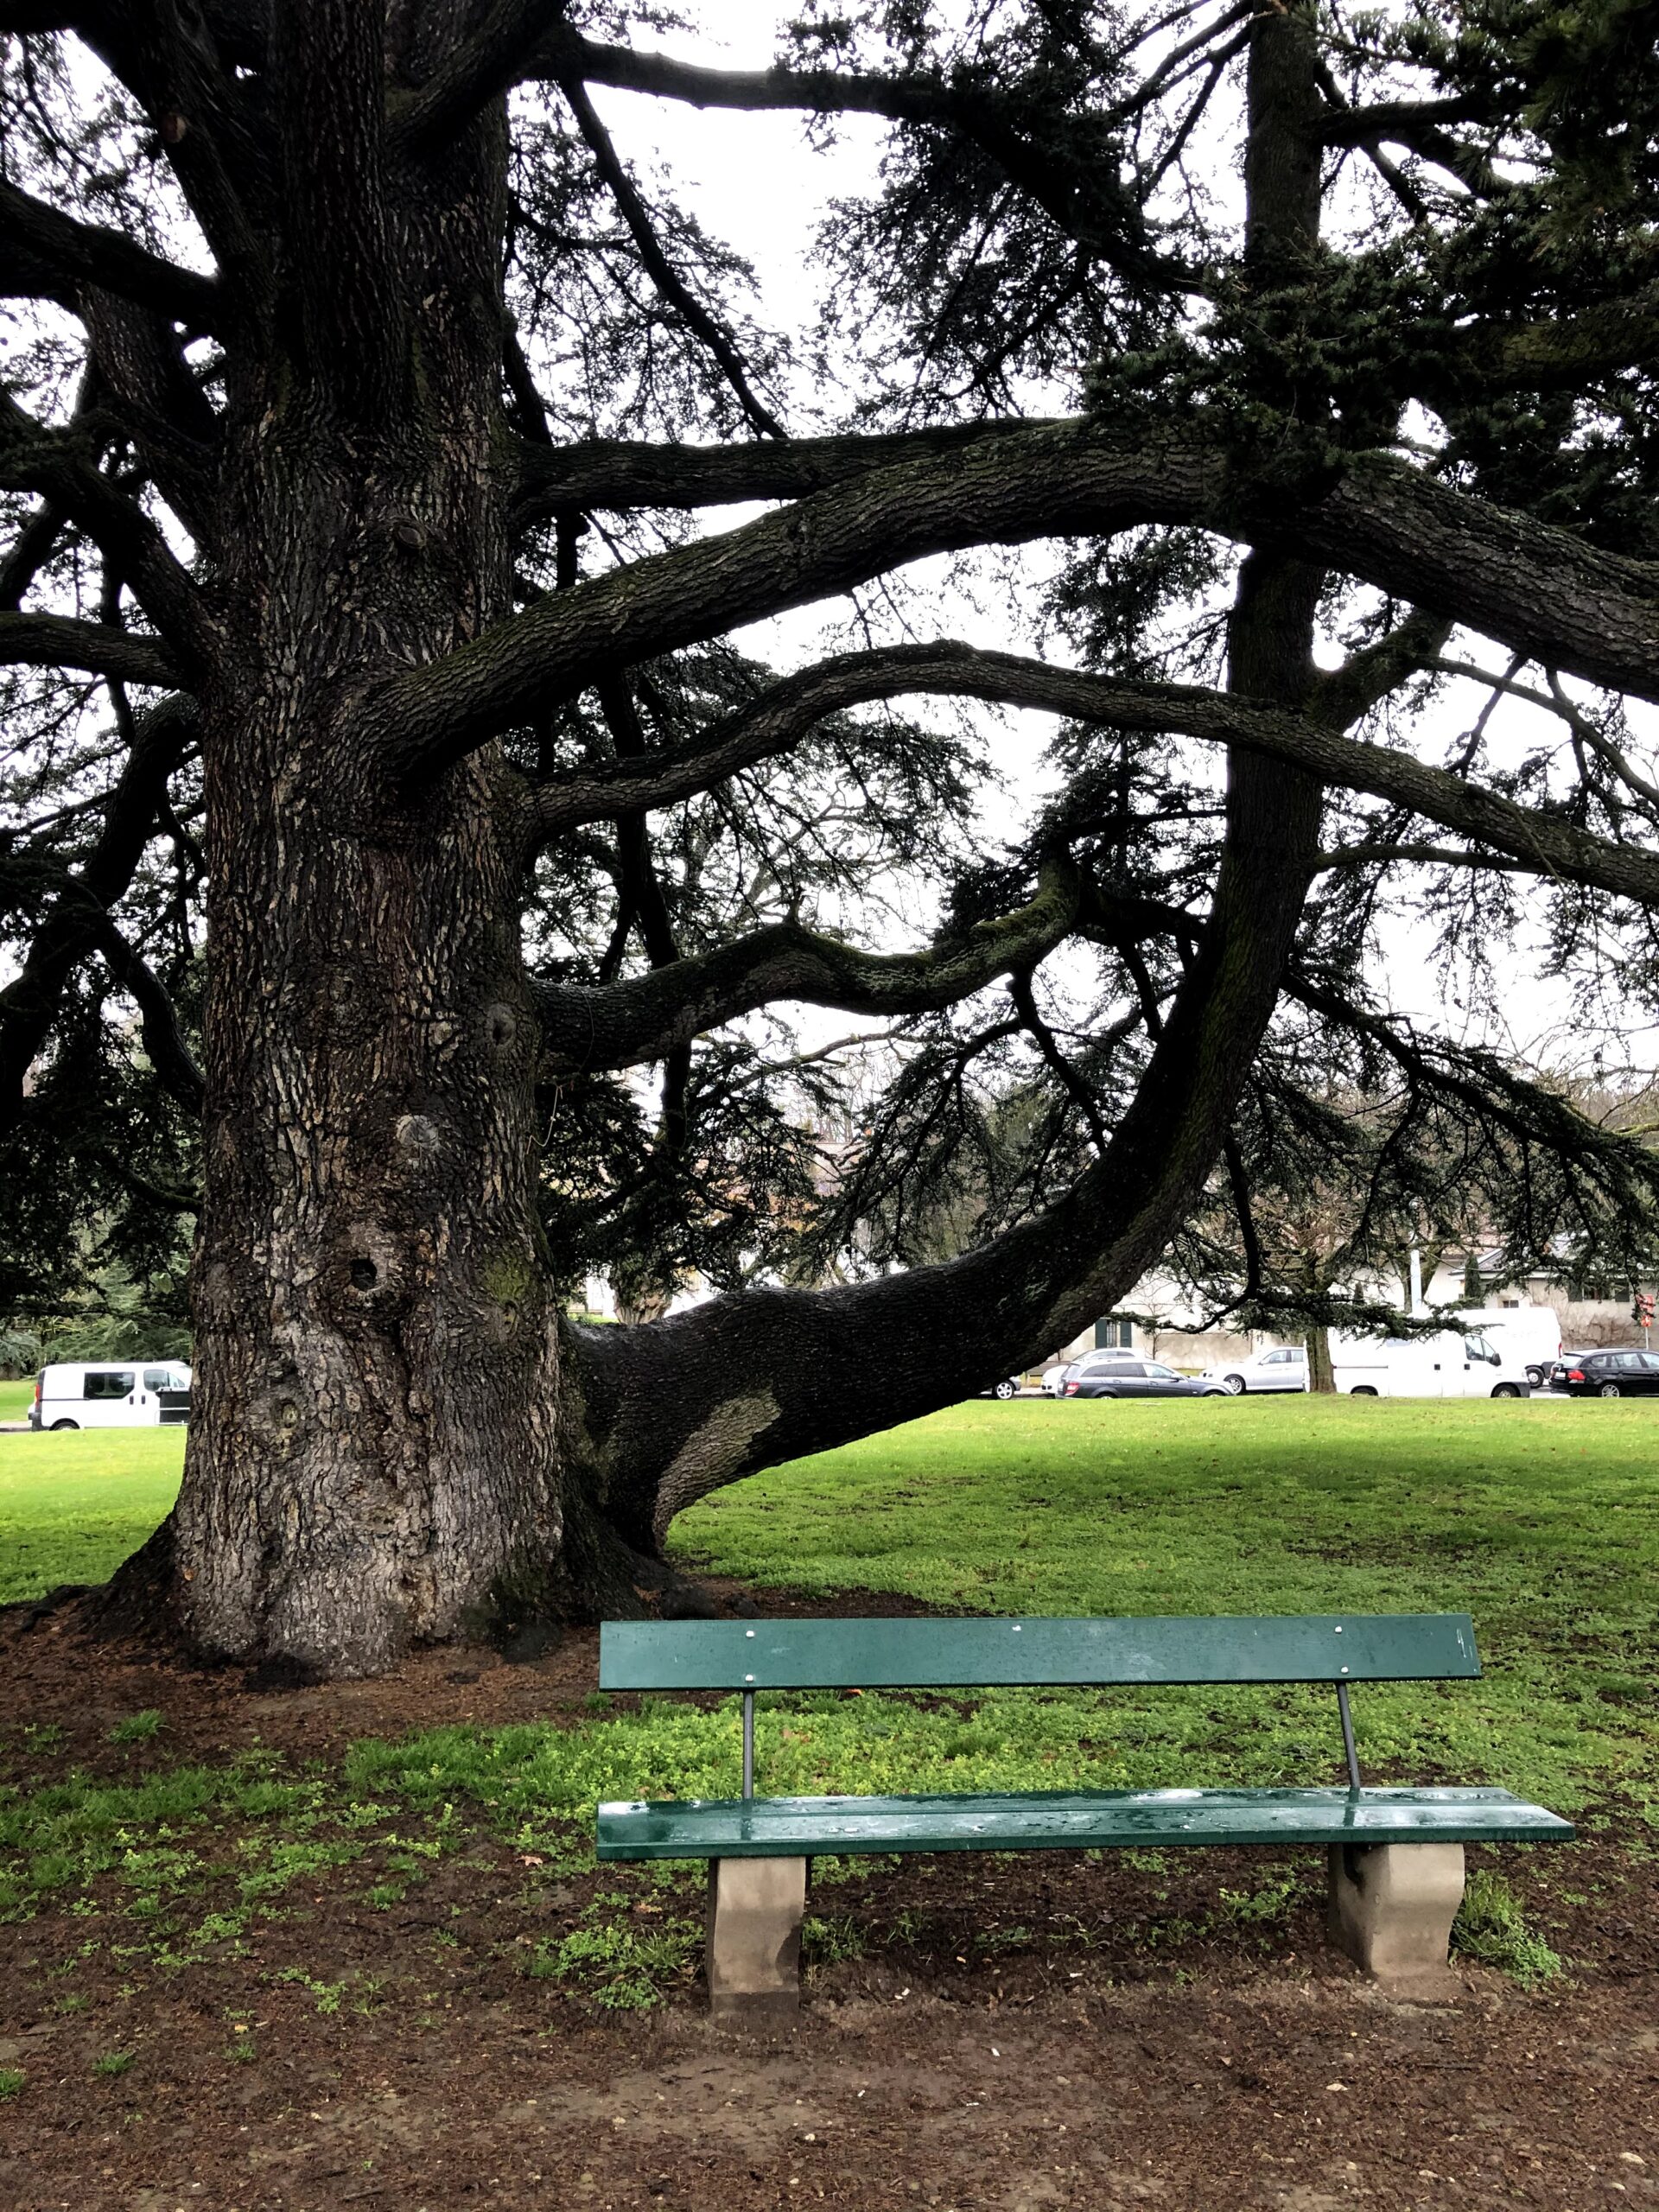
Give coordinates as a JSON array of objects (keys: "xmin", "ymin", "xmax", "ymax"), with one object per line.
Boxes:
[{"xmin": 598, "ymin": 1613, "xmax": 1479, "ymax": 1693}]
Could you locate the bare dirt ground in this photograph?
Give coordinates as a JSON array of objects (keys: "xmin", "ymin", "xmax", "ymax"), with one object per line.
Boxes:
[{"xmin": 1, "ymin": 1589, "xmax": 1656, "ymax": 2212}]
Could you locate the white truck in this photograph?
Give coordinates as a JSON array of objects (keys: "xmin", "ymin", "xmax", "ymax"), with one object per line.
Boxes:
[
  {"xmin": 29, "ymin": 1361, "xmax": 192, "ymax": 1430},
  {"xmin": 1329, "ymin": 1329, "xmax": 1531, "ymax": 1399}
]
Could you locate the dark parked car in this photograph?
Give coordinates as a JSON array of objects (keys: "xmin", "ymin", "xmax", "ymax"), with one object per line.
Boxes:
[
  {"xmin": 979, "ymin": 1376, "xmax": 1024, "ymax": 1400},
  {"xmin": 1554, "ymin": 1348, "xmax": 1659, "ymax": 1397},
  {"xmin": 1065, "ymin": 1358, "xmax": 1229, "ymax": 1400}
]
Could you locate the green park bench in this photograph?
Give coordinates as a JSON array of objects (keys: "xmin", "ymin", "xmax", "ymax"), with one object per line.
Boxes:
[{"xmin": 595, "ymin": 1613, "xmax": 1573, "ymax": 2018}]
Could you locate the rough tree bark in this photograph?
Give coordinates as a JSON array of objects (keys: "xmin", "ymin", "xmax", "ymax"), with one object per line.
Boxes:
[{"xmin": 129, "ymin": 26, "xmax": 572, "ymax": 1676}]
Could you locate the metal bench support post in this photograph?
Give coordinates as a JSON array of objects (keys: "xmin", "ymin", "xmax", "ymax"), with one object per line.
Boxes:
[
  {"xmin": 707, "ymin": 1855, "xmax": 806, "ymax": 2021},
  {"xmin": 1326, "ymin": 1841, "xmax": 1465, "ymax": 1995}
]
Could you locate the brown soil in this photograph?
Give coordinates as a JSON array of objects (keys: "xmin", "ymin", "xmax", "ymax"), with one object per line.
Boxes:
[{"xmin": 1, "ymin": 1586, "xmax": 1656, "ymax": 2212}]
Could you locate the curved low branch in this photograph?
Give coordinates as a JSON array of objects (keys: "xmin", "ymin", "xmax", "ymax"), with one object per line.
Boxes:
[
  {"xmin": 524, "ymin": 639, "xmax": 1659, "ymax": 907},
  {"xmin": 533, "ymin": 854, "xmax": 1081, "ymax": 1073},
  {"xmin": 562, "ymin": 742, "xmax": 1324, "ymax": 1541},
  {"xmin": 379, "ymin": 419, "xmax": 1659, "ymax": 781}
]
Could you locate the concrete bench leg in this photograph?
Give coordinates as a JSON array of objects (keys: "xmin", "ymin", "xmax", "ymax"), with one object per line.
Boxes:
[
  {"xmin": 706, "ymin": 1857, "xmax": 806, "ymax": 2022},
  {"xmin": 1327, "ymin": 1841, "xmax": 1465, "ymax": 1996}
]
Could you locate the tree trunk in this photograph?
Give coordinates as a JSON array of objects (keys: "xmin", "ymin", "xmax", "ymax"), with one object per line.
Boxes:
[
  {"xmin": 1306, "ymin": 1326, "xmax": 1337, "ymax": 1394},
  {"xmin": 112, "ymin": 92, "xmax": 588, "ymax": 1677}
]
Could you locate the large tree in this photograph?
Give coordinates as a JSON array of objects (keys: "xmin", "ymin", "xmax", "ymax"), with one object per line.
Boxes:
[{"xmin": 3, "ymin": 0, "xmax": 1658, "ymax": 1675}]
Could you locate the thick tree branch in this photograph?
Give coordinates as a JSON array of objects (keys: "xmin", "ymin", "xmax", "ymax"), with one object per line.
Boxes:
[
  {"xmin": 533, "ymin": 854, "xmax": 1082, "ymax": 1074},
  {"xmin": 394, "ymin": 0, "xmax": 563, "ymax": 151},
  {"xmin": 0, "ymin": 391, "xmax": 213, "ymax": 666},
  {"xmin": 0, "ymin": 611, "xmax": 180, "ymax": 686},
  {"xmin": 1309, "ymin": 609, "xmax": 1451, "ymax": 726},
  {"xmin": 563, "ymin": 740, "xmax": 1324, "ymax": 1535},
  {"xmin": 520, "ymin": 638, "xmax": 1659, "ymax": 907},
  {"xmin": 81, "ymin": 290, "xmax": 221, "ymax": 543},
  {"xmin": 527, "ymin": 28, "xmax": 1180, "ymax": 294},
  {"xmin": 0, "ymin": 501, "xmax": 68, "ymax": 611},
  {"xmin": 0, "ymin": 177, "xmax": 221, "ymax": 327},
  {"xmin": 81, "ymin": 6, "xmax": 272, "ymax": 308},
  {"xmin": 508, "ymin": 418, "xmax": 1063, "ymax": 524},
  {"xmin": 1426, "ymin": 283, "xmax": 1659, "ymax": 403},
  {"xmin": 81, "ymin": 912, "xmax": 205, "ymax": 1110},
  {"xmin": 380, "ymin": 420, "xmax": 1659, "ymax": 781}
]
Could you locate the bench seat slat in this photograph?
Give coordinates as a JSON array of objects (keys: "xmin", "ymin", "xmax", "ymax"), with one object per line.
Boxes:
[
  {"xmin": 597, "ymin": 1785, "xmax": 1573, "ymax": 1860},
  {"xmin": 598, "ymin": 1613, "xmax": 1478, "ymax": 1692}
]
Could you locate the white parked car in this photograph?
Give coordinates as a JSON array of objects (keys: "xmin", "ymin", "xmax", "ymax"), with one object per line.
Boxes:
[
  {"xmin": 29, "ymin": 1361, "xmax": 192, "ymax": 1430},
  {"xmin": 1204, "ymin": 1345, "xmax": 1309, "ymax": 1395},
  {"xmin": 1329, "ymin": 1329, "xmax": 1530, "ymax": 1399}
]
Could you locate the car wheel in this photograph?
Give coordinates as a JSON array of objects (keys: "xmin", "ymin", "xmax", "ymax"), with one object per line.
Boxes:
[
  {"xmin": 1599, "ymin": 1381, "xmax": 1623, "ymax": 1398},
  {"xmin": 1491, "ymin": 1382, "xmax": 1522, "ymax": 1399},
  {"xmin": 1222, "ymin": 1374, "xmax": 1246, "ymax": 1395},
  {"xmin": 49, "ymin": 1418, "xmax": 79, "ymax": 1430},
  {"xmin": 993, "ymin": 1379, "xmax": 1018, "ymax": 1400},
  {"xmin": 1349, "ymin": 1385, "xmax": 1378, "ymax": 1396},
  {"xmin": 1525, "ymin": 1366, "xmax": 1545, "ymax": 1388},
  {"xmin": 1201, "ymin": 1385, "xmax": 1229, "ymax": 1396}
]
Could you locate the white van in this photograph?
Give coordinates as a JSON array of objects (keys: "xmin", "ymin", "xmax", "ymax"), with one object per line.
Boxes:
[
  {"xmin": 29, "ymin": 1361, "xmax": 192, "ymax": 1430},
  {"xmin": 1329, "ymin": 1329, "xmax": 1530, "ymax": 1399},
  {"xmin": 1443, "ymin": 1306, "xmax": 1562, "ymax": 1389}
]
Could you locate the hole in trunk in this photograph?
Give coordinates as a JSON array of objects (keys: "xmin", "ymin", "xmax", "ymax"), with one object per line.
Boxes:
[{"xmin": 349, "ymin": 1258, "xmax": 378, "ymax": 1289}]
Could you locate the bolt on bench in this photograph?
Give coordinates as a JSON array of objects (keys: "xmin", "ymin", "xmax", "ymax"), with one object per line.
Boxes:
[{"xmin": 595, "ymin": 1614, "xmax": 1573, "ymax": 2019}]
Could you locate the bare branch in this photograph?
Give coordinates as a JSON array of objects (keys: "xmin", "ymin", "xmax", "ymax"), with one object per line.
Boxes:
[
  {"xmin": 532, "ymin": 853, "xmax": 1082, "ymax": 1072},
  {"xmin": 556, "ymin": 73, "xmax": 785, "ymax": 440}
]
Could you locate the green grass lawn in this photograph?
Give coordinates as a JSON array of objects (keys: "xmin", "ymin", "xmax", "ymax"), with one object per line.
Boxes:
[
  {"xmin": 0, "ymin": 1377, "xmax": 35, "ymax": 1421},
  {"xmin": 3, "ymin": 1396, "xmax": 1653, "ymax": 1821},
  {"xmin": 0, "ymin": 1395, "xmax": 1651, "ymax": 2002},
  {"xmin": 668, "ymin": 1397, "xmax": 1659, "ymax": 1820},
  {"xmin": 0, "ymin": 1427, "xmax": 183, "ymax": 1601}
]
